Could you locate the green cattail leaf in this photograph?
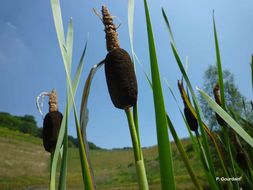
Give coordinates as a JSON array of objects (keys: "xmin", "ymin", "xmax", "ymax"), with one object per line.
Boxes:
[
  {"xmin": 80, "ymin": 60, "xmax": 103, "ymax": 141},
  {"xmin": 143, "ymin": 1, "xmax": 175, "ymax": 189},
  {"xmin": 213, "ymin": 13, "xmax": 226, "ymax": 109},
  {"xmin": 162, "ymin": 8, "xmax": 176, "ymax": 48},
  {"xmin": 198, "ymin": 88, "xmax": 253, "ymax": 147}
]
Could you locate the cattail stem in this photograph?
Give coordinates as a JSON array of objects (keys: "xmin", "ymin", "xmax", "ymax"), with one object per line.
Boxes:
[
  {"xmin": 125, "ymin": 108, "xmax": 141, "ymax": 161},
  {"xmin": 125, "ymin": 108, "xmax": 149, "ymax": 190}
]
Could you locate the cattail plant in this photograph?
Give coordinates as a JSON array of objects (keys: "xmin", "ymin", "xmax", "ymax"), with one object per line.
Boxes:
[
  {"xmin": 96, "ymin": 5, "xmax": 148, "ymax": 189},
  {"xmin": 42, "ymin": 89, "xmax": 63, "ymax": 153},
  {"xmin": 102, "ymin": 6, "xmax": 138, "ymax": 109}
]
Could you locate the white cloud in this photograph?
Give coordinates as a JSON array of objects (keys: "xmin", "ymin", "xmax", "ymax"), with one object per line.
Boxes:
[{"xmin": 6, "ymin": 22, "xmax": 17, "ymax": 30}]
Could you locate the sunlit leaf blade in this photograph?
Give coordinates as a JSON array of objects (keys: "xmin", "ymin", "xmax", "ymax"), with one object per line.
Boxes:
[
  {"xmin": 198, "ymin": 88, "xmax": 253, "ymax": 147},
  {"xmin": 66, "ymin": 19, "xmax": 73, "ymax": 72},
  {"xmin": 143, "ymin": 1, "xmax": 175, "ymax": 189}
]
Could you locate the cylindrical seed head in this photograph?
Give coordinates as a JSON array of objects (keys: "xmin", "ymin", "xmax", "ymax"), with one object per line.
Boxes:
[
  {"xmin": 184, "ymin": 106, "xmax": 198, "ymax": 132},
  {"xmin": 43, "ymin": 89, "xmax": 62, "ymax": 153},
  {"xmin": 43, "ymin": 111, "xmax": 63, "ymax": 153},
  {"xmin": 105, "ymin": 48, "xmax": 137, "ymax": 109}
]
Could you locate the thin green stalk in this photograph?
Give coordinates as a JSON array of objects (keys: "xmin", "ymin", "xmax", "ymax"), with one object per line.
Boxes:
[
  {"xmin": 125, "ymin": 108, "xmax": 148, "ymax": 190},
  {"xmin": 125, "ymin": 108, "xmax": 141, "ymax": 161},
  {"xmin": 133, "ymin": 104, "xmax": 142, "ymax": 154},
  {"xmin": 58, "ymin": 115, "xmax": 68, "ymax": 190},
  {"xmin": 50, "ymin": 152, "xmax": 55, "ymax": 190}
]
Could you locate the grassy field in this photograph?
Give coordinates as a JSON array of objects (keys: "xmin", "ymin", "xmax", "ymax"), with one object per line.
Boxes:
[{"xmin": 0, "ymin": 127, "xmax": 207, "ymax": 189}]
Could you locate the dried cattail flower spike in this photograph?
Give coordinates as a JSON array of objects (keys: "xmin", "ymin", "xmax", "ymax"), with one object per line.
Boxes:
[
  {"xmin": 101, "ymin": 6, "xmax": 137, "ymax": 109},
  {"xmin": 213, "ymin": 83, "xmax": 226, "ymax": 126},
  {"xmin": 105, "ymin": 48, "xmax": 137, "ymax": 109},
  {"xmin": 178, "ymin": 80, "xmax": 198, "ymax": 132},
  {"xmin": 43, "ymin": 89, "xmax": 63, "ymax": 153}
]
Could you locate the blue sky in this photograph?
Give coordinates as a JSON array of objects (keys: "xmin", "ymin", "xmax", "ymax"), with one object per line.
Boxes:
[{"xmin": 0, "ymin": 0, "xmax": 253, "ymax": 149}]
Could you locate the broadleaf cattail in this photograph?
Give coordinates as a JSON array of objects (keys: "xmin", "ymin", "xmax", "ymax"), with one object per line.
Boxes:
[
  {"xmin": 178, "ymin": 80, "xmax": 198, "ymax": 132},
  {"xmin": 102, "ymin": 6, "xmax": 137, "ymax": 109},
  {"xmin": 213, "ymin": 83, "xmax": 226, "ymax": 126},
  {"xmin": 43, "ymin": 89, "xmax": 63, "ymax": 153}
]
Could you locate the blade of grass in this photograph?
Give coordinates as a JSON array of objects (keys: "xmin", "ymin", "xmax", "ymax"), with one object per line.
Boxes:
[
  {"xmin": 198, "ymin": 88, "xmax": 253, "ymax": 147},
  {"xmin": 143, "ymin": 1, "xmax": 175, "ymax": 189}
]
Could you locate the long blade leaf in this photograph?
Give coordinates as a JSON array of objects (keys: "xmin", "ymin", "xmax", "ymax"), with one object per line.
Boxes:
[{"xmin": 143, "ymin": 1, "xmax": 175, "ymax": 189}]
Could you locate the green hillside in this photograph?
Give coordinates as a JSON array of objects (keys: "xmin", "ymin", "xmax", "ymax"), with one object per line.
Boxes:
[{"xmin": 0, "ymin": 127, "xmax": 207, "ymax": 189}]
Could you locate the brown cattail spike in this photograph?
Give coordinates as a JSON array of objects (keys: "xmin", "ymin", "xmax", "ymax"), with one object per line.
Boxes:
[
  {"xmin": 184, "ymin": 107, "xmax": 198, "ymax": 132},
  {"xmin": 102, "ymin": 5, "xmax": 120, "ymax": 51},
  {"xmin": 178, "ymin": 80, "xmax": 198, "ymax": 132},
  {"xmin": 213, "ymin": 83, "xmax": 226, "ymax": 126},
  {"xmin": 43, "ymin": 89, "xmax": 63, "ymax": 153},
  {"xmin": 105, "ymin": 48, "xmax": 137, "ymax": 109}
]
